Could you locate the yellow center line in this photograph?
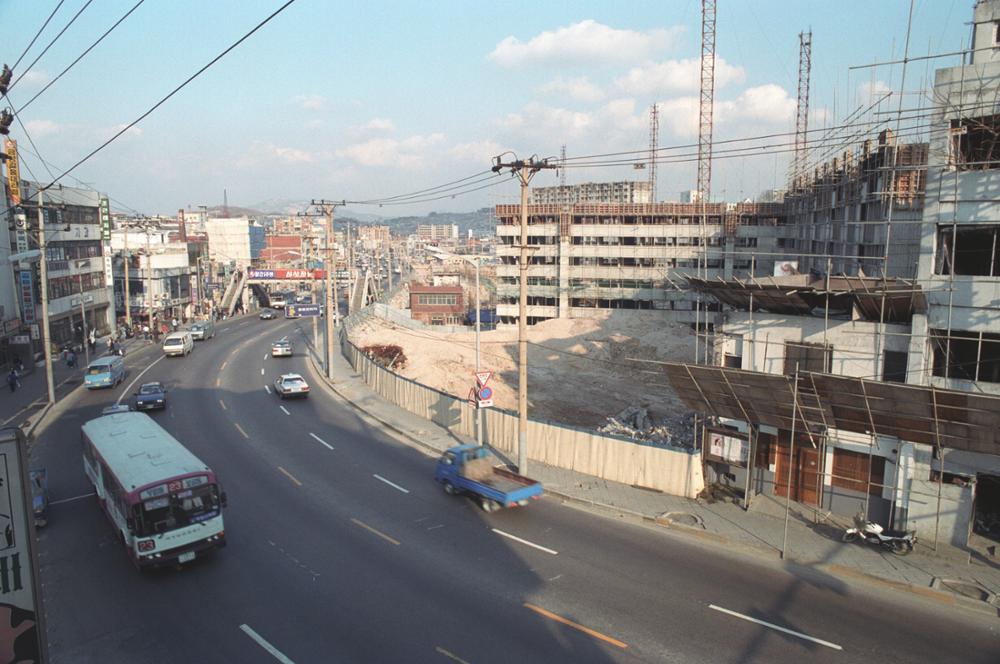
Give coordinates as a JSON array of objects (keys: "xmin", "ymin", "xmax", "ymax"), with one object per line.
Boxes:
[
  {"xmin": 220, "ymin": 361, "xmax": 227, "ymax": 371},
  {"xmin": 234, "ymin": 422, "xmax": 249, "ymax": 439},
  {"xmin": 219, "ymin": 399, "xmax": 227, "ymax": 410},
  {"xmin": 523, "ymin": 603, "xmax": 628, "ymax": 650},
  {"xmin": 350, "ymin": 518, "xmax": 400, "ymax": 546},
  {"xmin": 277, "ymin": 466, "xmax": 302, "ymax": 487}
]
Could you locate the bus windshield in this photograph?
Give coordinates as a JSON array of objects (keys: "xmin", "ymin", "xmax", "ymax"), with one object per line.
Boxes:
[{"xmin": 136, "ymin": 484, "xmax": 220, "ymax": 536}]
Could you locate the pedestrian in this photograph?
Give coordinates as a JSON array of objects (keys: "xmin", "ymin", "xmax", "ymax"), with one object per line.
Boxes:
[
  {"xmin": 7, "ymin": 369, "xmax": 18, "ymax": 393},
  {"xmin": 171, "ymin": 317, "xmax": 179, "ymax": 331},
  {"xmin": 66, "ymin": 350, "xmax": 77, "ymax": 369},
  {"xmin": 13, "ymin": 358, "xmax": 23, "ymax": 375},
  {"xmin": 107, "ymin": 337, "xmax": 114, "ymax": 354}
]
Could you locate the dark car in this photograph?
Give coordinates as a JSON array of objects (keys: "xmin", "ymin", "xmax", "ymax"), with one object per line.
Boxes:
[
  {"xmin": 135, "ymin": 382, "xmax": 167, "ymax": 410},
  {"xmin": 259, "ymin": 309, "xmax": 277, "ymax": 320}
]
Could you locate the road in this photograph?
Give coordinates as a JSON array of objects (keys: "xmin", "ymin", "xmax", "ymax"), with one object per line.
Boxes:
[{"xmin": 33, "ymin": 314, "xmax": 1000, "ymax": 663}]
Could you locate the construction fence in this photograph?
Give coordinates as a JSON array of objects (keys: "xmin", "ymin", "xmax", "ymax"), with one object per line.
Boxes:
[{"xmin": 340, "ymin": 322, "xmax": 705, "ymax": 499}]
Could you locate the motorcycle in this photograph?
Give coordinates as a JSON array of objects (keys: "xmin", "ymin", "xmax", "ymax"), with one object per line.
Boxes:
[{"xmin": 843, "ymin": 513, "xmax": 916, "ymax": 555}]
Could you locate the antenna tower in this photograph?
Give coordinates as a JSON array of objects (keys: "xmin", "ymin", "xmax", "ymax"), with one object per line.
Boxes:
[
  {"xmin": 649, "ymin": 104, "xmax": 659, "ymax": 202},
  {"xmin": 792, "ymin": 30, "xmax": 812, "ymax": 188}
]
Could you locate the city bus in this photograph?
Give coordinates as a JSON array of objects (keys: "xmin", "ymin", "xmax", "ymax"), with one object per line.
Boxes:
[{"xmin": 81, "ymin": 412, "xmax": 227, "ymax": 569}]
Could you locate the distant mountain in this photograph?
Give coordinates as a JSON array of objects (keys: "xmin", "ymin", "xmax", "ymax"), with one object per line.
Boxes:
[{"xmin": 372, "ymin": 209, "xmax": 495, "ymax": 237}]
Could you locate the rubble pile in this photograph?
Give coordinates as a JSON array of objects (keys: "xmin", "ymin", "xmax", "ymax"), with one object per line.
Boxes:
[
  {"xmin": 598, "ymin": 405, "xmax": 694, "ymax": 449},
  {"xmin": 361, "ymin": 344, "xmax": 407, "ymax": 370}
]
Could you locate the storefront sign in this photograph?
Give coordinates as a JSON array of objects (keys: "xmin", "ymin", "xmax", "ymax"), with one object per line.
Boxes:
[
  {"xmin": 708, "ymin": 432, "xmax": 749, "ymax": 466},
  {"xmin": 99, "ymin": 196, "xmax": 111, "ymax": 241},
  {"xmin": 4, "ymin": 139, "xmax": 21, "ymax": 205},
  {"xmin": 247, "ymin": 268, "xmax": 326, "ymax": 280},
  {"xmin": 18, "ymin": 272, "xmax": 34, "ymax": 324}
]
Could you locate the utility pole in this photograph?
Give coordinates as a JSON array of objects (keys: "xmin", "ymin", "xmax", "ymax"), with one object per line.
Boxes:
[
  {"xmin": 37, "ymin": 190, "xmax": 56, "ymax": 403},
  {"xmin": 491, "ymin": 154, "xmax": 556, "ymax": 475},
  {"xmin": 122, "ymin": 225, "xmax": 132, "ymax": 328},
  {"xmin": 311, "ymin": 199, "xmax": 345, "ymax": 380},
  {"xmin": 297, "ymin": 211, "xmax": 323, "ymax": 350},
  {"xmin": 347, "ymin": 221, "xmax": 355, "ymax": 315},
  {"xmin": 76, "ymin": 266, "xmax": 89, "ymax": 367},
  {"xmin": 144, "ymin": 221, "xmax": 154, "ymax": 334}
]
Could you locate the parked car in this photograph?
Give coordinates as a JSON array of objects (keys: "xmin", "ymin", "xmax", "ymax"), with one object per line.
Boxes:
[
  {"xmin": 259, "ymin": 309, "xmax": 277, "ymax": 320},
  {"xmin": 271, "ymin": 340, "xmax": 293, "ymax": 357},
  {"xmin": 29, "ymin": 469, "xmax": 49, "ymax": 528},
  {"xmin": 134, "ymin": 382, "xmax": 167, "ymax": 410},
  {"xmin": 189, "ymin": 319, "xmax": 216, "ymax": 340},
  {"xmin": 101, "ymin": 403, "xmax": 134, "ymax": 416},
  {"xmin": 274, "ymin": 373, "xmax": 310, "ymax": 399}
]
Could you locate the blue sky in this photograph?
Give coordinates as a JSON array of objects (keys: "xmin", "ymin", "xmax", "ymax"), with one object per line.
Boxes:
[{"xmin": 0, "ymin": 1, "xmax": 971, "ymax": 216}]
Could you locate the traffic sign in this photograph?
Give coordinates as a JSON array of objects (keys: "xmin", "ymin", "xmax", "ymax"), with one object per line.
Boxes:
[
  {"xmin": 477, "ymin": 398, "xmax": 493, "ymax": 408},
  {"xmin": 475, "ymin": 370, "xmax": 492, "ymax": 387},
  {"xmin": 286, "ymin": 303, "xmax": 321, "ymax": 318},
  {"xmin": 477, "ymin": 386, "xmax": 493, "ymax": 400}
]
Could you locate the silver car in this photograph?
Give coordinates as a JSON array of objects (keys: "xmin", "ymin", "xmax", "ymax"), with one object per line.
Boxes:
[
  {"xmin": 271, "ymin": 340, "xmax": 293, "ymax": 357},
  {"xmin": 274, "ymin": 374, "xmax": 309, "ymax": 399}
]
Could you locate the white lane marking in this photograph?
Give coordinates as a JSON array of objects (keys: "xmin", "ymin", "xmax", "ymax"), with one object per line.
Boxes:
[
  {"xmin": 261, "ymin": 368, "xmax": 265, "ymax": 375},
  {"xmin": 50, "ymin": 492, "xmax": 96, "ymax": 505},
  {"xmin": 309, "ymin": 432, "xmax": 333, "ymax": 450},
  {"xmin": 264, "ymin": 385, "xmax": 271, "ymax": 394},
  {"xmin": 264, "ymin": 354, "xmax": 269, "ymax": 360},
  {"xmin": 373, "ymin": 474, "xmax": 410, "ymax": 494},
  {"xmin": 116, "ymin": 355, "xmax": 165, "ymax": 405},
  {"xmin": 708, "ymin": 605, "xmax": 842, "ymax": 651},
  {"xmin": 435, "ymin": 646, "xmax": 471, "ymax": 664},
  {"xmin": 491, "ymin": 528, "xmax": 558, "ymax": 555},
  {"xmin": 239, "ymin": 624, "xmax": 296, "ymax": 664},
  {"xmin": 279, "ymin": 405, "xmax": 290, "ymax": 416}
]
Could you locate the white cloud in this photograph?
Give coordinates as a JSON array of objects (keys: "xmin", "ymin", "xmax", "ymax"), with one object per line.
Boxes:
[
  {"xmin": 109, "ymin": 123, "xmax": 143, "ymax": 138},
  {"xmin": 337, "ymin": 133, "xmax": 445, "ymax": 168},
  {"xmin": 17, "ymin": 70, "xmax": 48, "ymax": 86},
  {"xmin": 273, "ymin": 146, "xmax": 313, "ymax": 163},
  {"xmin": 234, "ymin": 142, "xmax": 315, "ymax": 169},
  {"xmin": 856, "ymin": 80, "xmax": 893, "ymax": 106},
  {"xmin": 348, "ymin": 117, "xmax": 396, "ymax": 138},
  {"xmin": 450, "ymin": 140, "xmax": 504, "ymax": 163},
  {"xmin": 293, "ymin": 94, "xmax": 329, "ymax": 111},
  {"xmin": 615, "ymin": 57, "xmax": 745, "ymax": 95},
  {"xmin": 656, "ymin": 97, "xmax": 700, "ymax": 137},
  {"xmin": 490, "ymin": 20, "xmax": 682, "ymax": 67},
  {"xmin": 538, "ymin": 76, "xmax": 605, "ymax": 103},
  {"xmin": 24, "ymin": 119, "xmax": 61, "ymax": 137},
  {"xmin": 720, "ymin": 84, "xmax": 796, "ymax": 123}
]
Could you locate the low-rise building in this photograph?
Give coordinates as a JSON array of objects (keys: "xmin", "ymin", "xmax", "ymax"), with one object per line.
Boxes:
[{"xmin": 408, "ymin": 284, "xmax": 464, "ymax": 325}]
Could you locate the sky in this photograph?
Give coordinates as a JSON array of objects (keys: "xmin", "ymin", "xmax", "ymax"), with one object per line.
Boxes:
[{"xmin": 0, "ymin": 0, "xmax": 973, "ymax": 216}]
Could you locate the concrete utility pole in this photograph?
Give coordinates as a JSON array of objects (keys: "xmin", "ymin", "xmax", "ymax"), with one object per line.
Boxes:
[
  {"xmin": 145, "ymin": 223, "xmax": 153, "ymax": 333},
  {"xmin": 311, "ymin": 199, "xmax": 346, "ymax": 379},
  {"xmin": 76, "ymin": 265, "xmax": 89, "ymax": 367},
  {"xmin": 37, "ymin": 190, "xmax": 56, "ymax": 404},
  {"xmin": 122, "ymin": 226, "xmax": 132, "ymax": 328},
  {"xmin": 297, "ymin": 212, "xmax": 323, "ymax": 350},
  {"xmin": 491, "ymin": 154, "xmax": 556, "ymax": 475}
]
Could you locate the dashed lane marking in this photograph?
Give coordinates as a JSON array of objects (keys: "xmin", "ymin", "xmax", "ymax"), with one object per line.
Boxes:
[
  {"xmin": 278, "ymin": 466, "xmax": 302, "ymax": 487},
  {"xmin": 234, "ymin": 423, "xmax": 249, "ymax": 439},
  {"xmin": 279, "ymin": 405, "xmax": 290, "ymax": 416},
  {"xmin": 240, "ymin": 624, "xmax": 295, "ymax": 664},
  {"xmin": 708, "ymin": 605, "xmax": 842, "ymax": 651},
  {"xmin": 265, "ymin": 385, "xmax": 271, "ymax": 394},
  {"xmin": 219, "ymin": 399, "xmax": 227, "ymax": 410},
  {"xmin": 220, "ymin": 361, "xmax": 227, "ymax": 371},
  {"xmin": 309, "ymin": 433, "xmax": 333, "ymax": 450},
  {"xmin": 351, "ymin": 518, "xmax": 400, "ymax": 546},
  {"xmin": 523, "ymin": 603, "xmax": 627, "ymax": 650},
  {"xmin": 492, "ymin": 528, "xmax": 558, "ymax": 555},
  {"xmin": 434, "ymin": 646, "xmax": 471, "ymax": 664},
  {"xmin": 373, "ymin": 474, "xmax": 410, "ymax": 494},
  {"xmin": 50, "ymin": 492, "xmax": 95, "ymax": 505},
  {"xmin": 261, "ymin": 368, "xmax": 265, "ymax": 375}
]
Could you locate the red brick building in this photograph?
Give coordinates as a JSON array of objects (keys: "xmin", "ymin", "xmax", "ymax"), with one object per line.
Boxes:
[{"xmin": 409, "ymin": 284, "xmax": 464, "ymax": 325}]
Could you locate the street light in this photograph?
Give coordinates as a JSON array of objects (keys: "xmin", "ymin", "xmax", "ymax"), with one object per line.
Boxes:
[{"xmin": 429, "ymin": 248, "xmax": 489, "ymax": 446}]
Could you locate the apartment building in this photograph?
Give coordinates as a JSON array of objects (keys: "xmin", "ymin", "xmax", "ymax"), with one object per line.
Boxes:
[
  {"xmin": 10, "ymin": 182, "xmax": 115, "ymax": 347},
  {"xmin": 783, "ymin": 130, "xmax": 927, "ymax": 279},
  {"xmin": 416, "ymin": 224, "xmax": 458, "ymax": 241},
  {"xmin": 529, "ymin": 181, "xmax": 652, "ymax": 205},
  {"xmin": 494, "ymin": 202, "xmax": 785, "ymax": 325},
  {"xmin": 357, "ymin": 225, "xmax": 391, "ymax": 250},
  {"xmin": 205, "ymin": 217, "xmax": 253, "ymax": 269}
]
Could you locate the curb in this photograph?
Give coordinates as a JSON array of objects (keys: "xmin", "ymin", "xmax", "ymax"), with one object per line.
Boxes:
[{"xmin": 304, "ymin": 336, "xmax": 999, "ymax": 619}]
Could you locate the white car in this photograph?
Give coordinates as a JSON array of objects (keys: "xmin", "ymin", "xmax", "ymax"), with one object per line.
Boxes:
[
  {"xmin": 274, "ymin": 373, "xmax": 309, "ymax": 399},
  {"xmin": 271, "ymin": 340, "xmax": 293, "ymax": 357}
]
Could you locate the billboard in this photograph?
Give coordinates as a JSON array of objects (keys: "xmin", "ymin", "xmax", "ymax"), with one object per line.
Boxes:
[
  {"xmin": 247, "ymin": 268, "xmax": 326, "ymax": 280},
  {"xmin": 3, "ymin": 139, "xmax": 20, "ymax": 205}
]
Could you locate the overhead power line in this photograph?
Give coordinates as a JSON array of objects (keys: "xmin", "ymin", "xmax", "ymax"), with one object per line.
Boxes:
[
  {"xmin": 8, "ymin": 0, "xmax": 94, "ymax": 93},
  {"xmin": 11, "ymin": 0, "xmax": 67, "ymax": 71}
]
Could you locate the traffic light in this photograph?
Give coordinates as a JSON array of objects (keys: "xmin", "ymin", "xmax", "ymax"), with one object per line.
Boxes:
[{"xmin": 0, "ymin": 65, "xmax": 11, "ymax": 95}]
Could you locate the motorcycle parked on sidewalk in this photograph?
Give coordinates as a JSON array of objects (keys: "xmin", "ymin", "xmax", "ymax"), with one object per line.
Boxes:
[{"xmin": 843, "ymin": 513, "xmax": 916, "ymax": 555}]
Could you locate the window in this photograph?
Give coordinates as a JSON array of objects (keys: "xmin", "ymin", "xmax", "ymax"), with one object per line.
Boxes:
[
  {"xmin": 931, "ymin": 329, "xmax": 1000, "ymax": 383},
  {"xmin": 936, "ymin": 225, "xmax": 1000, "ymax": 276},
  {"xmin": 882, "ymin": 350, "xmax": 908, "ymax": 383},
  {"xmin": 783, "ymin": 342, "xmax": 832, "ymax": 375},
  {"xmin": 950, "ymin": 115, "xmax": 1000, "ymax": 170}
]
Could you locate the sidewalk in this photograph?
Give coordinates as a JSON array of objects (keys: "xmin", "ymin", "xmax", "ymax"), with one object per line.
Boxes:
[{"xmin": 304, "ymin": 328, "xmax": 1000, "ymax": 615}]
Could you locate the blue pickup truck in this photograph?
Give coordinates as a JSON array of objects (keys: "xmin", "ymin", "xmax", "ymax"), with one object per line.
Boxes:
[{"xmin": 435, "ymin": 444, "xmax": 543, "ymax": 512}]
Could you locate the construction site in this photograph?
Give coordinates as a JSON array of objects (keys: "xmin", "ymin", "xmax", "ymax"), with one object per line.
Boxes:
[{"xmin": 344, "ymin": 0, "xmax": 1000, "ymax": 564}]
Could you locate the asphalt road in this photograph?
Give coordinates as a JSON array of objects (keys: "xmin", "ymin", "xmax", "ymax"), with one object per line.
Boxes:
[{"xmin": 32, "ymin": 314, "xmax": 1000, "ymax": 663}]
